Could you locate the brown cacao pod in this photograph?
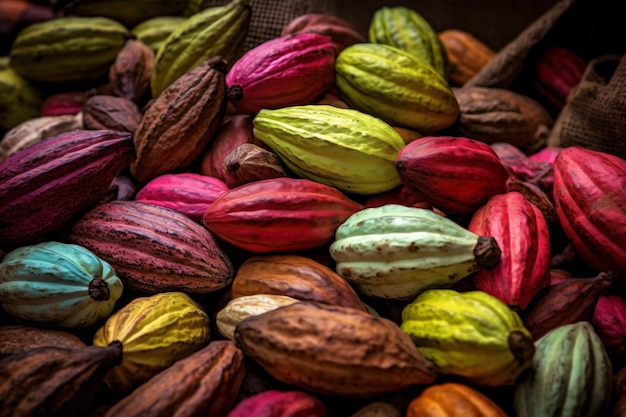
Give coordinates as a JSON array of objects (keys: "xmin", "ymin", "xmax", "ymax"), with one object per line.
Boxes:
[
  {"xmin": 0, "ymin": 324, "xmax": 85, "ymax": 360},
  {"xmin": 231, "ymin": 254, "xmax": 367, "ymax": 312},
  {"xmin": 504, "ymin": 176, "xmax": 558, "ymax": 228},
  {"xmin": 108, "ymin": 38, "xmax": 154, "ymax": 105},
  {"xmin": 0, "ymin": 342, "xmax": 122, "ymax": 417},
  {"xmin": 493, "ymin": 142, "xmax": 554, "ymax": 196},
  {"xmin": 552, "ymin": 146, "xmax": 626, "ymax": 278},
  {"xmin": 438, "ymin": 29, "xmax": 496, "ymax": 86},
  {"xmin": 523, "ymin": 271, "xmax": 613, "ymax": 340},
  {"xmin": 468, "ymin": 191, "xmax": 552, "ymax": 311},
  {"xmin": 0, "ymin": 129, "xmax": 135, "ymax": 250},
  {"xmin": 227, "ymin": 389, "xmax": 327, "ymax": 417},
  {"xmin": 102, "ymin": 340, "xmax": 245, "ymax": 417},
  {"xmin": 452, "ymin": 87, "xmax": 535, "ymax": 148},
  {"xmin": 235, "ymin": 301, "xmax": 437, "ymax": 398},
  {"xmin": 281, "ymin": 13, "xmax": 366, "ymax": 53},
  {"xmin": 82, "ymin": 95, "xmax": 143, "ymax": 134},
  {"xmin": 131, "ymin": 56, "xmax": 227, "ymax": 184},
  {"xmin": 395, "ymin": 136, "xmax": 509, "ymax": 219},
  {"xmin": 222, "ymin": 143, "xmax": 286, "ymax": 188},
  {"xmin": 406, "ymin": 382, "xmax": 507, "ymax": 417},
  {"xmin": 202, "ymin": 177, "xmax": 363, "ymax": 253},
  {"xmin": 66, "ymin": 200, "xmax": 234, "ymax": 294}
]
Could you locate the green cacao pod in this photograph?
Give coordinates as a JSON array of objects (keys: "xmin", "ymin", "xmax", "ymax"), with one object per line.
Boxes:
[
  {"xmin": 335, "ymin": 43, "xmax": 459, "ymax": 133},
  {"xmin": 514, "ymin": 321, "xmax": 612, "ymax": 417},
  {"xmin": 0, "ymin": 241, "xmax": 123, "ymax": 328},
  {"xmin": 9, "ymin": 16, "xmax": 130, "ymax": 83},
  {"xmin": 0, "ymin": 66, "xmax": 42, "ymax": 131},
  {"xmin": 150, "ymin": 0, "xmax": 251, "ymax": 97},
  {"xmin": 369, "ymin": 6, "xmax": 446, "ymax": 76},
  {"xmin": 401, "ymin": 289, "xmax": 535, "ymax": 386},
  {"xmin": 253, "ymin": 104, "xmax": 405, "ymax": 195},
  {"xmin": 329, "ymin": 204, "xmax": 501, "ymax": 299},
  {"xmin": 131, "ymin": 16, "xmax": 187, "ymax": 53}
]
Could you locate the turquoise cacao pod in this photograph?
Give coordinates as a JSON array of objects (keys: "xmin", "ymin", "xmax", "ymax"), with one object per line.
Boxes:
[
  {"xmin": 0, "ymin": 241, "xmax": 123, "ymax": 328},
  {"xmin": 514, "ymin": 321, "xmax": 613, "ymax": 417},
  {"xmin": 329, "ymin": 204, "xmax": 501, "ymax": 299}
]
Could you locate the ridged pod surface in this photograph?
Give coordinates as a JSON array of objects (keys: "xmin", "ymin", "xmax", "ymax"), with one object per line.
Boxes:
[
  {"xmin": 468, "ymin": 191, "xmax": 551, "ymax": 311},
  {"xmin": 66, "ymin": 200, "xmax": 234, "ymax": 294},
  {"xmin": 235, "ymin": 301, "xmax": 437, "ymax": 397},
  {"xmin": 93, "ymin": 292, "xmax": 210, "ymax": 394},
  {"xmin": 226, "ymin": 33, "xmax": 336, "ymax": 114},
  {"xmin": 130, "ymin": 16, "xmax": 186, "ymax": 53},
  {"xmin": 369, "ymin": 6, "xmax": 446, "ymax": 76},
  {"xmin": 514, "ymin": 321, "xmax": 612, "ymax": 417},
  {"xmin": 9, "ymin": 16, "xmax": 130, "ymax": 83},
  {"xmin": 151, "ymin": 0, "xmax": 251, "ymax": 97},
  {"xmin": 101, "ymin": 340, "xmax": 245, "ymax": 417},
  {"xmin": 552, "ymin": 146, "xmax": 626, "ymax": 277},
  {"xmin": 253, "ymin": 105, "xmax": 405, "ymax": 195},
  {"xmin": 438, "ymin": 29, "xmax": 496, "ymax": 86},
  {"xmin": 227, "ymin": 390, "xmax": 327, "ymax": 417},
  {"xmin": 0, "ymin": 242, "xmax": 123, "ymax": 328},
  {"xmin": 203, "ymin": 178, "xmax": 363, "ymax": 253},
  {"xmin": 329, "ymin": 205, "xmax": 501, "ymax": 300},
  {"xmin": 135, "ymin": 172, "xmax": 229, "ymax": 223},
  {"xmin": 534, "ymin": 46, "xmax": 587, "ymax": 109},
  {"xmin": 591, "ymin": 294, "xmax": 626, "ymax": 362},
  {"xmin": 0, "ymin": 129, "xmax": 135, "ymax": 250},
  {"xmin": 0, "ymin": 66, "xmax": 42, "ymax": 131},
  {"xmin": 335, "ymin": 43, "xmax": 459, "ymax": 133},
  {"xmin": 396, "ymin": 136, "xmax": 509, "ymax": 218},
  {"xmin": 406, "ymin": 382, "xmax": 508, "ymax": 417},
  {"xmin": 401, "ymin": 289, "xmax": 535, "ymax": 386}
]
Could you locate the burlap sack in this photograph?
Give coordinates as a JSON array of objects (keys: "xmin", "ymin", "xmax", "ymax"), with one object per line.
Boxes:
[{"xmin": 547, "ymin": 53, "xmax": 626, "ymax": 159}]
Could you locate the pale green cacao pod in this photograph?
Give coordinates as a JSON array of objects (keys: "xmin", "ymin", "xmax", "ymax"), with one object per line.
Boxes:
[
  {"xmin": 369, "ymin": 5, "xmax": 446, "ymax": 76},
  {"xmin": 329, "ymin": 204, "xmax": 501, "ymax": 299},
  {"xmin": 253, "ymin": 105, "xmax": 405, "ymax": 195},
  {"xmin": 9, "ymin": 16, "xmax": 130, "ymax": 83},
  {"xmin": 335, "ymin": 43, "xmax": 459, "ymax": 133},
  {"xmin": 514, "ymin": 321, "xmax": 613, "ymax": 417},
  {"xmin": 150, "ymin": 0, "xmax": 251, "ymax": 97}
]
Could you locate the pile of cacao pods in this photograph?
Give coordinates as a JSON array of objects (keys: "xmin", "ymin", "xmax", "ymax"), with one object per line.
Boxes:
[{"xmin": 1, "ymin": 1, "xmax": 625, "ymax": 416}]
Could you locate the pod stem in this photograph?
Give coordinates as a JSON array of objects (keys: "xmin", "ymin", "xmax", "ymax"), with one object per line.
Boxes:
[
  {"xmin": 508, "ymin": 330, "xmax": 535, "ymax": 363},
  {"xmin": 474, "ymin": 236, "xmax": 502, "ymax": 269},
  {"xmin": 89, "ymin": 276, "xmax": 110, "ymax": 301}
]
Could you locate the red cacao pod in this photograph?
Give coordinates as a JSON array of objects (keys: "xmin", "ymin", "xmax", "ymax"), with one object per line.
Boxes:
[
  {"xmin": 395, "ymin": 136, "xmax": 509, "ymax": 218},
  {"xmin": 533, "ymin": 46, "xmax": 587, "ymax": 109},
  {"xmin": 364, "ymin": 185, "xmax": 431, "ymax": 210},
  {"xmin": 592, "ymin": 294, "xmax": 626, "ymax": 363},
  {"xmin": 0, "ymin": 129, "xmax": 135, "ymax": 250},
  {"xmin": 468, "ymin": 191, "xmax": 551, "ymax": 311},
  {"xmin": 226, "ymin": 33, "xmax": 336, "ymax": 115},
  {"xmin": 528, "ymin": 146, "xmax": 562, "ymax": 165},
  {"xmin": 226, "ymin": 389, "xmax": 327, "ymax": 417},
  {"xmin": 40, "ymin": 91, "xmax": 86, "ymax": 117},
  {"xmin": 135, "ymin": 172, "xmax": 228, "ymax": 223},
  {"xmin": 202, "ymin": 177, "xmax": 363, "ymax": 253},
  {"xmin": 66, "ymin": 200, "xmax": 234, "ymax": 294},
  {"xmin": 199, "ymin": 114, "xmax": 263, "ymax": 181},
  {"xmin": 552, "ymin": 146, "xmax": 626, "ymax": 277}
]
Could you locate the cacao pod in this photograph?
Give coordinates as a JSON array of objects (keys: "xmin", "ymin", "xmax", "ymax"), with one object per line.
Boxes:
[
  {"xmin": 226, "ymin": 389, "xmax": 327, "ymax": 417},
  {"xmin": 281, "ymin": 13, "xmax": 366, "ymax": 53},
  {"xmin": 406, "ymin": 382, "xmax": 508, "ymax": 417},
  {"xmin": 130, "ymin": 16, "xmax": 186, "ymax": 53},
  {"xmin": 533, "ymin": 46, "xmax": 587, "ymax": 109},
  {"xmin": 438, "ymin": 29, "xmax": 496, "ymax": 86},
  {"xmin": 0, "ymin": 325, "xmax": 85, "ymax": 359}
]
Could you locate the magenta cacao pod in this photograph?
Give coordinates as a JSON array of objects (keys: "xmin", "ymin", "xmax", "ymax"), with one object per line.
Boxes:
[
  {"xmin": 592, "ymin": 294, "xmax": 626, "ymax": 362},
  {"xmin": 0, "ymin": 129, "xmax": 135, "ymax": 250},
  {"xmin": 395, "ymin": 136, "xmax": 509, "ymax": 218},
  {"xmin": 135, "ymin": 172, "xmax": 229, "ymax": 222},
  {"xmin": 533, "ymin": 46, "xmax": 587, "ymax": 109},
  {"xmin": 468, "ymin": 191, "xmax": 551, "ymax": 311},
  {"xmin": 40, "ymin": 91, "xmax": 86, "ymax": 117},
  {"xmin": 553, "ymin": 146, "xmax": 626, "ymax": 277},
  {"xmin": 226, "ymin": 33, "xmax": 336, "ymax": 114},
  {"xmin": 202, "ymin": 177, "xmax": 363, "ymax": 253},
  {"xmin": 226, "ymin": 390, "xmax": 326, "ymax": 417},
  {"xmin": 66, "ymin": 200, "xmax": 234, "ymax": 294}
]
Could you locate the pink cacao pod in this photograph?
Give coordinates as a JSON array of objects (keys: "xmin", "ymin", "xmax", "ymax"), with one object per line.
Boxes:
[
  {"xmin": 226, "ymin": 390, "xmax": 327, "ymax": 417},
  {"xmin": 533, "ymin": 46, "xmax": 587, "ymax": 109},
  {"xmin": 226, "ymin": 33, "xmax": 336, "ymax": 114},
  {"xmin": 202, "ymin": 177, "xmax": 363, "ymax": 253},
  {"xmin": 592, "ymin": 294, "xmax": 626, "ymax": 363},
  {"xmin": 40, "ymin": 91, "xmax": 87, "ymax": 116},
  {"xmin": 135, "ymin": 172, "xmax": 228, "ymax": 222},
  {"xmin": 468, "ymin": 191, "xmax": 551, "ymax": 311},
  {"xmin": 552, "ymin": 146, "xmax": 626, "ymax": 277},
  {"xmin": 395, "ymin": 136, "xmax": 509, "ymax": 219},
  {"xmin": 66, "ymin": 200, "xmax": 234, "ymax": 294},
  {"xmin": 528, "ymin": 146, "xmax": 562, "ymax": 165},
  {"xmin": 0, "ymin": 129, "xmax": 135, "ymax": 250},
  {"xmin": 199, "ymin": 114, "xmax": 263, "ymax": 181}
]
